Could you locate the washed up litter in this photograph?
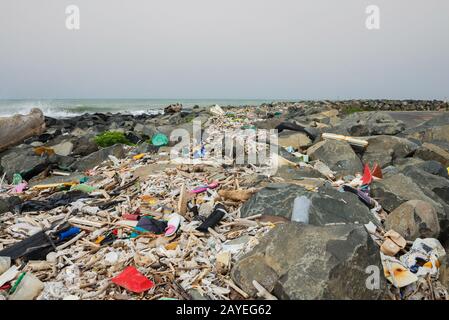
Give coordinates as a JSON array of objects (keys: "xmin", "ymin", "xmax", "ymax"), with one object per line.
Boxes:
[
  {"xmin": 275, "ymin": 122, "xmax": 318, "ymax": 141},
  {"xmin": 8, "ymin": 272, "xmax": 44, "ymax": 300},
  {"xmin": 381, "ymin": 230, "xmax": 407, "ymax": 256},
  {"xmin": 151, "ymin": 133, "xmax": 169, "ymax": 147},
  {"xmin": 209, "ymin": 105, "xmax": 225, "ymax": 116},
  {"xmin": 218, "ymin": 189, "xmax": 254, "ymax": 202},
  {"xmin": 70, "ymin": 184, "xmax": 97, "ymax": 193},
  {"xmin": 111, "ymin": 266, "xmax": 154, "ymax": 293},
  {"xmin": 197, "ymin": 204, "xmax": 227, "ymax": 232},
  {"xmin": 191, "ymin": 182, "xmax": 219, "ymax": 194},
  {"xmin": 291, "ymin": 196, "xmax": 311, "ymax": 224},
  {"xmin": 32, "ymin": 182, "xmax": 78, "ymax": 190},
  {"xmin": 381, "ymin": 253, "xmax": 419, "ymax": 288},
  {"xmin": 2, "ymin": 103, "xmax": 444, "ymax": 301},
  {"xmin": 34, "ymin": 146, "xmax": 55, "ymax": 156},
  {"xmin": 321, "ymin": 133, "xmax": 369, "ymax": 148},
  {"xmin": 400, "ymin": 238, "xmax": 445, "ymax": 277}
]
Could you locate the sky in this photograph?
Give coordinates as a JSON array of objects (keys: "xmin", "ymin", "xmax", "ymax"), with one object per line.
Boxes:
[{"xmin": 0, "ymin": 0, "xmax": 448, "ymax": 100}]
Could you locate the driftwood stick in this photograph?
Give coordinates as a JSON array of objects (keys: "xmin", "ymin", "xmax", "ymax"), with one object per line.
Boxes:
[
  {"xmin": 208, "ymin": 227, "xmax": 226, "ymax": 242},
  {"xmin": 252, "ymin": 280, "xmax": 278, "ymax": 300},
  {"xmin": 224, "ymin": 279, "xmax": 249, "ymax": 298}
]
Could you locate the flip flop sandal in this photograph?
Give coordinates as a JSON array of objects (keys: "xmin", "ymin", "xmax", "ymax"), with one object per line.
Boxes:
[{"xmin": 165, "ymin": 213, "xmax": 182, "ymax": 237}]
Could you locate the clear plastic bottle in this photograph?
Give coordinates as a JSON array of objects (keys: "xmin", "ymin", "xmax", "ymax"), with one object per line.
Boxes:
[
  {"xmin": 9, "ymin": 273, "xmax": 44, "ymax": 300},
  {"xmin": 291, "ymin": 196, "xmax": 311, "ymax": 224}
]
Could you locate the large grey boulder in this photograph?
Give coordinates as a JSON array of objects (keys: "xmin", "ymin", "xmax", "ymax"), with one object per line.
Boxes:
[
  {"xmin": 401, "ymin": 113, "xmax": 449, "ymax": 143},
  {"xmin": 371, "ymin": 174, "xmax": 443, "ymax": 213},
  {"xmin": 393, "ymin": 159, "xmax": 449, "ymax": 180},
  {"xmin": 362, "ymin": 135, "xmax": 418, "ymax": 168},
  {"xmin": 307, "ymin": 140, "xmax": 363, "ymax": 176},
  {"xmin": 277, "ymin": 131, "xmax": 312, "ymax": 150},
  {"xmin": 275, "ymin": 166, "xmax": 327, "ymax": 180},
  {"xmin": 71, "ymin": 135, "xmax": 99, "ymax": 156},
  {"xmin": 384, "ymin": 200, "xmax": 440, "ymax": 240},
  {"xmin": 231, "ymin": 223, "xmax": 387, "ymax": 299},
  {"xmin": 70, "ymin": 144, "xmax": 126, "ymax": 172},
  {"xmin": 401, "ymin": 166, "xmax": 449, "ymax": 207},
  {"xmin": 413, "ymin": 161, "xmax": 449, "ymax": 179},
  {"xmin": 338, "ymin": 112, "xmax": 405, "ymax": 136},
  {"xmin": 240, "ymin": 183, "xmax": 378, "ymax": 226},
  {"xmin": 0, "ymin": 147, "xmax": 48, "ymax": 182},
  {"xmin": 371, "ymin": 172, "xmax": 449, "ymax": 241},
  {"xmin": 414, "ymin": 142, "xmax": 449, "ymax": 167},
  {"xmin": 0, "ymin": 108, "xmax": 46, "ymax": 152},
  {"xmin": 134, "ymin": 123, "xmax": 157, "ymax": 138}
]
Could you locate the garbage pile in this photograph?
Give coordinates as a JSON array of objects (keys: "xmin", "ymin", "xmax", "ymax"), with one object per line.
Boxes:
[
  {"xmin": 1, "ymin": 102, "xmax": 449, "ymax": 300},
  {"xmin": 0, "ymin": 105, "xmax": 282, "ymax": 300}
]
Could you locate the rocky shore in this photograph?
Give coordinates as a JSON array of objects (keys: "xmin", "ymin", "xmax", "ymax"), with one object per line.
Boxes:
[{"xmin": 1, "ymin": 100, "xmax": 449, "ymax": 300}]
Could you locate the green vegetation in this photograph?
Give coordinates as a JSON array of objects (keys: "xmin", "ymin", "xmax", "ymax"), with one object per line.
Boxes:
[
  {"xmin": 94, "ymin": 131, "xmax": 131, "ymax": 147},
  {"xmin": 183, "ymin": 114, "xmax": 196, "ymax": 123},
  {"xmin": 342, "ymin": 105, "xmax": 376, "ymax": 114}
]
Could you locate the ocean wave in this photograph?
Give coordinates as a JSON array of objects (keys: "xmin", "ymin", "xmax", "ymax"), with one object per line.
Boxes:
[{"xmin": 0, "ymin": 100, "xmax": 164, "ymax": 118}]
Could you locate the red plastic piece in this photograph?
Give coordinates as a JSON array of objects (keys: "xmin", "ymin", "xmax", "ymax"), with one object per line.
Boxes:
[
  {"xmin": 111, "ymin": 266, "xmax": 154, "ymax": 293},
  {"xmin": 0, "ymin": 283, "xmax": 11, "ymax": 291},
  {"xmin": 371, "ymin": 163, "xmax": 383, "ymax": 179},
  {"xmin": 361, "ymin": 164, "xmax": 373, "ymax": 185},
  {"xmin": 122, "ymin": 213, "xmax": 139, "ymax": 221}
]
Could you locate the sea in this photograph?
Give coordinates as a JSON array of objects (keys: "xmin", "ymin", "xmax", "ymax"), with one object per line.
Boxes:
[{"xmin": 0, "ymin": 99, "xmax": 282, "ymax": 118}]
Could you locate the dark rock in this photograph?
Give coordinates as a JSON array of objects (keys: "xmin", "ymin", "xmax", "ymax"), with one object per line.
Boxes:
[
  {"xmin": 0, "ymin": 147, "xmax": 49, "ymax": 182},
  {"xmin": 0, "ymin": 196, "xmax": 22, "ymax": 214},
  {"xmin": 384, "ymin": 200, "xmax": 440, "ymax": 240},
  {"xmin": 254, "ymin": 119, "xmax": 284, "ymax": 130},
  {"xmin": 338, "ymin": 112, "xmax": 405, "ymax": 136},
  {"xmin": 28, "ymin": 173, "xmax": 87, "ymax": 188},
  {"xmin": 48, "ymin": 154, "xmax": 76, "ymax": 170},
  {"xmin": 231, "ymin": 223, "xmax": 387, "ymax": 299},
  {"xmin": 134, "ymin": 123, "xmax": 157, "ymax": 138},
  {"xmin": 240, "ymin": 183, "xmax": 377, "ymax": 226},
  {"xmin": 134, "ymin": 143, "xmax": 159, "ymax": 155},
  {"xmin": 402, "ymin": 113, "xmax": 449, "ymax": 143},
  {"xmin": 71, "ymin": 136, "xmax": 99, "ymax": 157},
  {"xmin": 155, "ymin": 125, "xmax": 176, "ymax": 137},
  {"xmin": 125, "ymin": 132, "xmax": 142, "ymax": 144},
  {"xmin": 401, "ymin": 166, "xmax": 449, "ymax": 208},
  {"xmin": 371, "ymin": 173, "xmax": 444, "ymax": 214},
  {"xmin": 275, "ymin": 166, "xmax": 327, "ymax": 180},
  {"xmin": 277, "ymin": 131, "xmax": 312, "ymax": 150},
  {"xmin": 307, "ymin": 140, "xmax": 363, "ymax": 176},
  {"xmin": 362, "ymin": 136, "xmax": 418, "ymax": 168},
  {"xmin": 414, "ymin": 161, "xmax": 449, "ymax": 179},
  {"xmin": 414, "ymin": 142, "xmax": 449, "ymax": 167},
  {"xmin": 70, "ymin": 144, "xmax": 126, "ymax": 172},
  {"xmin": 396, "ymin": 159, "xmax": 449, "ymax": 179},
  {"xmin": 371, "ymin": 172, "xmax": 449, "ymax": 242}
]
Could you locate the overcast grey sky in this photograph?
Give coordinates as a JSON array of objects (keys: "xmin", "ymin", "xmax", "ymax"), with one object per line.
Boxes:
[{"xmin": 0, "ymin": 0, "xmax": 448, "ymax": 100}]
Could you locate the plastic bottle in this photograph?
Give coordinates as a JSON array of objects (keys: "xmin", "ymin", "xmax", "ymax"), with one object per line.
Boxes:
[
  {"xmin": 8, "ymin": 273, "xmax": 44, "ymax": 300},
  {"xmin": 0, "ymin": 256, "xmax": 11, "ymax": 275},
  {"xmin": 291, "ymin": 196, "xmax": 311, "ymax": 224}
]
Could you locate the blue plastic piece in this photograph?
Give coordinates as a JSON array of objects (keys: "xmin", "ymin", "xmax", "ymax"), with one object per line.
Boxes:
[{"xmin": 58, "ymin": 227, "xmax": 81, "ymax": 241}]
